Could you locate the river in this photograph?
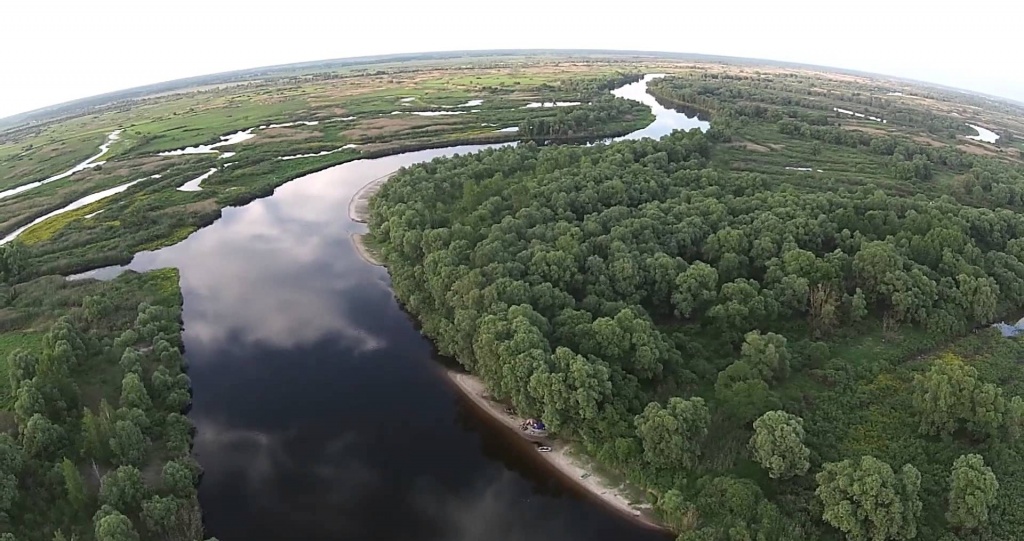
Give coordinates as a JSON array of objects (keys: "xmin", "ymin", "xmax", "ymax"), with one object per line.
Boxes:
[{"xmin": 70, "ymin": 75, "xmax": 702, "ymax": 540}]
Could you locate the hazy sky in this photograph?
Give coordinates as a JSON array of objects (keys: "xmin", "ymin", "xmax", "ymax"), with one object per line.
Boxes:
[{"xmin": 0, "ymin": 0, "xmax": 1020, "ymax": 118}]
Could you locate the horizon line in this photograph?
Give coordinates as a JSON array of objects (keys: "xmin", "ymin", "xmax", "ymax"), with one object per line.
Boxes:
[{"xmin": 2, "ymin": 48, "xmax": 1019, "ymax": 128}]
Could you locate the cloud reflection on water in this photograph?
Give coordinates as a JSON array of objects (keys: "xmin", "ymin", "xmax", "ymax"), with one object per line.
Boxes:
[{"xmin": 74, "ymin": 137, "xmax": 672, "ymax": 540}]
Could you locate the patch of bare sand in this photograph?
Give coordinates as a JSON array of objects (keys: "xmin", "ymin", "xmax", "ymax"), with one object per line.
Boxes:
[
  {"xmin": 841, "ymin": 125, "xmax": 891, "ymax": 135},
  {"xmin": 444, "ymin": 370, "xmax": 664, "ymax": 531},
  {"xmin": 959, "ymin": 142, "xmax": 1000, "ymax": 156},
  {"xmin": 346, "ymin": 116, "xmax": 465, "ymax": 139},
  {"xmin": 350, "ymin": 233, "xmax": 382, "ymax": 266},
  {"xmin": 349, "ymin": 172, "xmax": 394, "ymax": 223},
  {"xmin": 911, "ymin": 135, "xmax": 948, "ymax": 147},
  {"xmin": 253, "ymin": 127, "xmax": 322, "ymax": 142},
  {"xmin": 725, "ymin": 140, "xmax": 770, "ymax": 152}
]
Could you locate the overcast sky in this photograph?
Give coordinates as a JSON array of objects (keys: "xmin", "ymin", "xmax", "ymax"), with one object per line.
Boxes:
[{"xmin": 0, "ymin": 0, "xmax": 1019, "ymax": 119}]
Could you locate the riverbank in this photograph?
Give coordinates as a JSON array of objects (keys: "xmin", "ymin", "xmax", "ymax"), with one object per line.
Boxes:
[
  {"xmin": 351, "ymin": 233, "xmax": 382, "ymax": 266},
  {"xmin": 349, "ymin": 171, "xmax": 395, "ymax": 223},
  {"xmin": 344, "ymin": 153, "xmax": 663, "ymax": 530},
  {"xmin": 443, "ymin": 369, "xmax": 664, "ymax": 531}
]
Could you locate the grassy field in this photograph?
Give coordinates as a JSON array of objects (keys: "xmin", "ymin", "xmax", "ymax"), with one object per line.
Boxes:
[{"xmin": 0, "ymin": 61, "xmax": 660, "ymax": 278}]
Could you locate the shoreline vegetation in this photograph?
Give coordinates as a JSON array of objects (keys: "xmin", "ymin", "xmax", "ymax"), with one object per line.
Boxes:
[
  {"xmin": 346, "ymin": 163, "xmax": 662, "ymax": 521},
  {"xmin": 347, "ymin": 166, "xmax": 663, "ymax": 526},
  {"xmin": 346, "ymin": 154, "xmax": 663, "ymax": 524},
  {"xmin": 2, "ymin": 56, "xmax": 1024, "ymax": 540},
  {"xmin": 0, "ymin": 265, "xmax": 205, "ymax": 541},
  {"xmin": 443, "ymin": 369, "xmax": 664, "ymax": 530},
  {"xmin": 367, "ymin": 74, "xmax": 1024, "ymax": 539}
]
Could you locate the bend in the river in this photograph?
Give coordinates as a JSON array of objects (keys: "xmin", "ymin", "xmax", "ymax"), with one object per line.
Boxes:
[{"xmin": 68, "ymin": 76, "xmax": 701, "ymax": 540}]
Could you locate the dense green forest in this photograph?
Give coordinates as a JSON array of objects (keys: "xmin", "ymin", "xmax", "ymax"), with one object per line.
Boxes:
[
  {"xmin": 0, "ymin": 250, "xmax": 207, "ymax": 541},
  {"xmin": 369, "ymin": 92, "xmax": 1024, "ymax": 539},
  {"xmin": 4, "ymin": 58, "xmax": 1024, "ymax": 540}
]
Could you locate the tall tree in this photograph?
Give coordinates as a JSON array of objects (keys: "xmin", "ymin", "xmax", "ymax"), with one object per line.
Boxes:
[
  {"xmin": 947, "ymin": 454, "xmax": 998, "ymax": 530},
  {"xmin": 672, "ymin": 261, "xmax": 719, "ymax": 318},
  {"xmin": 99, "ymin": 466, "xmax": 145, "ymax": 514},
  {"xmin": 816, "ymin": 456, "xmax": 922, "ymax": 541},
  {"xmin": 60, "ymin": 458, "xmax": 88, "ymax": 512},
  {"xmin": 162, "ymin": 459, "xmax": 199, "ymax": 499},
  {"xmin": 749, "ymin": 411, "xmax": 810, "ymax": 479},
  {"xmin": 94, "ymin": 511, "xmax": 140, "ymax": 541},
  {"xmin": 21, "ymin": 414, "xmax": 67, "ymax": 461},
  {"xmin": 109, "ymin": 420, "xmax": 147, "ymax": 467},
  {"xmin": 0, "ymin": 435, "xmax": 23, "ymax": 518},
  {"xmin": 0, "ymin": 243, "xmax": 24, "ymax": 284},
  {"xmin": 913, "ymin": 354, "xmax": 1005, "ymax": 437},
  {"xmin": 7, "ymin": 350, "xmax": 37, "ymax": 393},
  {"xmin": 119, "ymin": 373, "xmax": 152, "ymax": 411},
  {"xmin": 740, "ymin": 330, "xmax": 791, "ymax": 381},
  {"xmin": 82, "ymin": 407, "xmax": 110, "ymax": 462},
  {"xmin": 634, "ymin": 397, "xmax": 709, "ymax": 468}
]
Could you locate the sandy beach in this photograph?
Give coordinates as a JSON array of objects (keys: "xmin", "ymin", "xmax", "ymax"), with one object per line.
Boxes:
[
  {"xmin": 345, "ymin": 166, "xmax": 663, "ymax": 531},
  {"xmin": 350, "ymin": 233, "xmax": 382, "ymax": 266},
  {"xmin": 348, "ymin": 171, "xmax": 395, "ymax": 223},
  {"xmin": 444, "ymin": 369, "xmax": 664, "ymax": 530}
]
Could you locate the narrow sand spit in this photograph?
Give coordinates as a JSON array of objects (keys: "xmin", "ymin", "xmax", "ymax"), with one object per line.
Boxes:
[
  {"xmin": 349, "ymin": 172, "xmax": 396, "ymax": 223},
  {"xmin": 444, "ymin": 370, "xmax": 664, "ymax": 530},
  {"xmin": 351, "ymin": 233, "xmax": 382, "ymax": 266}
]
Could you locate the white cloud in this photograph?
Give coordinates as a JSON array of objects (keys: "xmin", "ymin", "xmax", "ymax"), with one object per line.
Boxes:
[
  {"xmin": 98, "ymin": 161, "xmax": 395, "ymax": 353},
  {"xmin": 0, "ymin": 0, "xmax": 1020, "ymax": 118}
]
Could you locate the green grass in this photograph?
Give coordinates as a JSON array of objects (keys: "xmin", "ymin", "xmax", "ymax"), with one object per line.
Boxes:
[
  {"xmin": 137, "ymin": 226, "xmax": 196, "ymax": 252},
  {"xmin": 0, "ymin": 62, "xmax": 653, "ymax": 281},
  {"xmin": 0, "ymin": 331, "xmax": 45, "ymax": 408},
  {"xmin": 18, "ymin": 200, "xmax": 106, "ymax": 244},
  {"xmin": 0, "ymin": 130, "xmax": 113, "ymax": 191}
]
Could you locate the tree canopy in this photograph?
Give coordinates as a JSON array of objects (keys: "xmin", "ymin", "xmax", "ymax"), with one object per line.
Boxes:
[
  {"xmin": 369, "ymin": 109, "xmax": 1024, "ymax": 539},
  {"xmin": 815, "ymin": 456, "xmax": 922, "ymax": 541},
  {"xmin": 947, "ymin": 454, "xmax": 998, "ymax": 530},
  {"xmin": 749, "ymin": 410, "xmax": 810, "ymax": 479}
]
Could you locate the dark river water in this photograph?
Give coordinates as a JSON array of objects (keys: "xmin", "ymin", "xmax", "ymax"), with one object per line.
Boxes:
[{"xmin": 72, "ymin": 75, "xmax": 705, "ymax": 541}]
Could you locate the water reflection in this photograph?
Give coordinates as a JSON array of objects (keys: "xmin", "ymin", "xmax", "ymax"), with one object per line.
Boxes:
[
  {"xmin": 71, "ymin": 94, "xmax": 681, "ymax": 540},
  {"xmin": 967, "ymin": 123, "xmax": 1000, "ymax": 143},
  {"xmin": 612, "ymin": 74, "xmax": 710, "ymax": 140}
]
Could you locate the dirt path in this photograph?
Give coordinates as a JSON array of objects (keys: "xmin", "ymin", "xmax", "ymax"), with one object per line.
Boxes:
[{"xmin": 444, "ymin": 370, "xmax": 665, "ymax": 531}]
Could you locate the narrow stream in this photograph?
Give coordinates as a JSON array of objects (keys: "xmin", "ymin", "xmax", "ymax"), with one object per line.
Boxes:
[
  {"xmin": 0, "ymin": 129, "xmax": 122, "ymax": 200},
  {"xmin": 612, "ymin": 74, "xmax": 709, "ymax": 140},
  {"xmin": 0, "ymin": 175, "xmax": 155, "ymax": 245},
  {"xmin": 70, "ymin": 75, "xmax": 704, "ymax": 540}
]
